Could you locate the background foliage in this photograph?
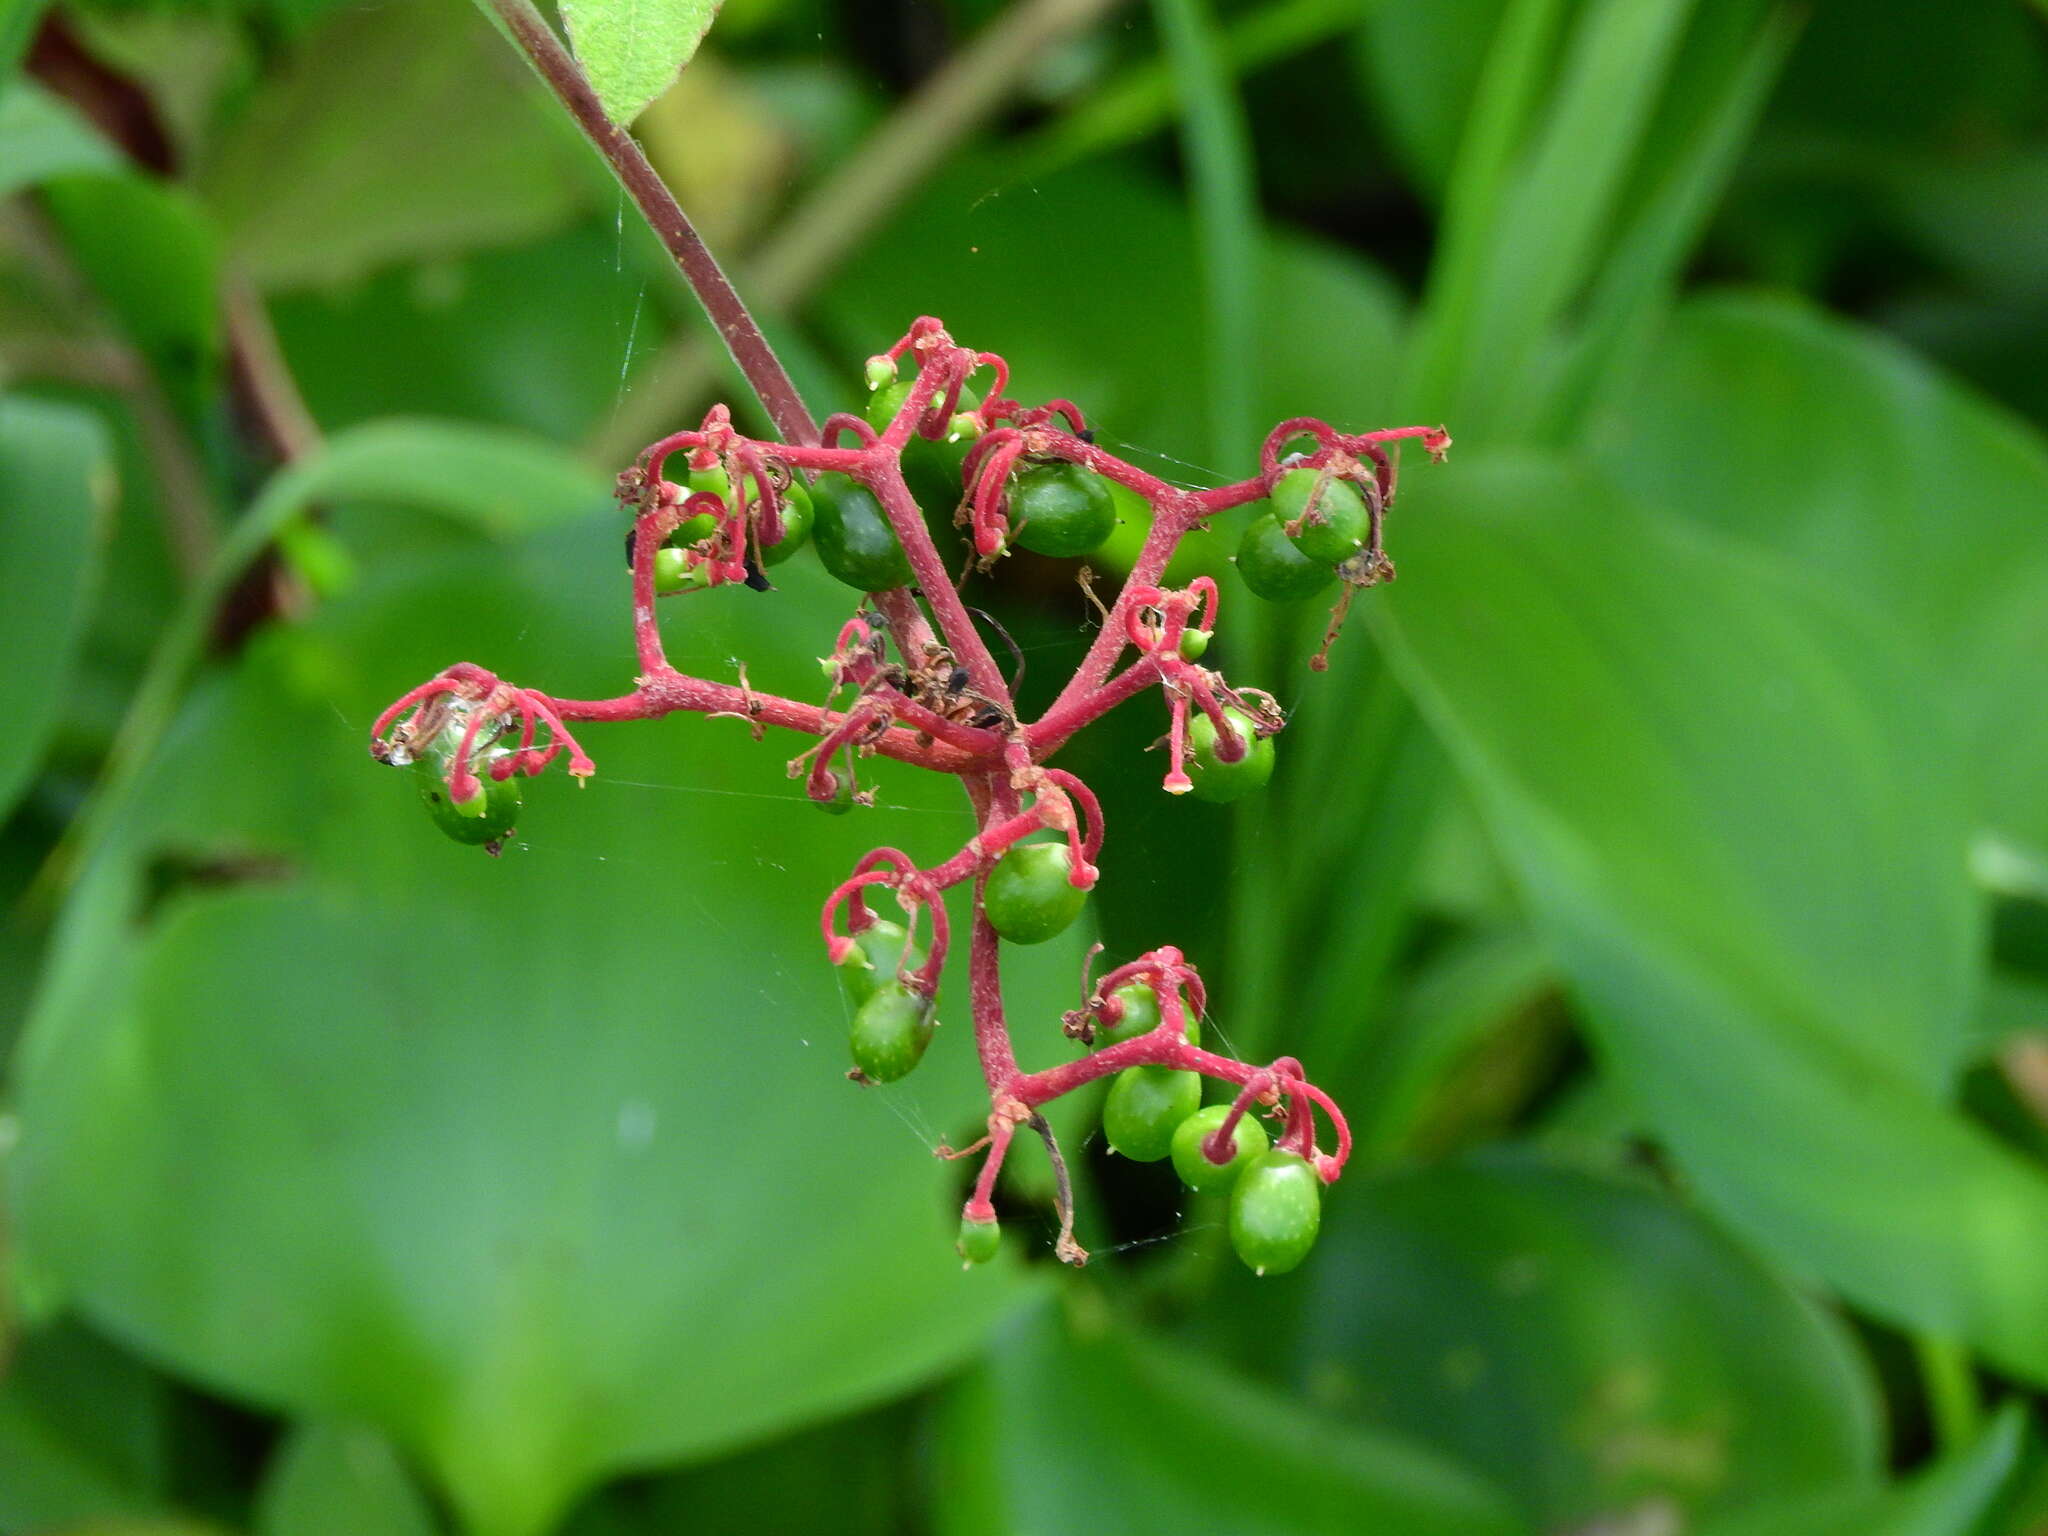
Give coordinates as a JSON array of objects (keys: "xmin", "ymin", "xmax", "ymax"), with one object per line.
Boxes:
[{"xmin": 2, "ymin": 0, "xmax": 2047, "ymax": 1531}]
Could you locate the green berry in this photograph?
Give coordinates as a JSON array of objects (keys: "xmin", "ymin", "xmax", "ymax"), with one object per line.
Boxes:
[
  {"xmin": 812, "ymin": 472, "xmax": 913, "ymax": 591},
  {"xmin": 1236, "ymin": 513, "xmax": 1336, "ymax": 603},
  {"xmin": 687, "ymin": 464, "xmax": 812, "ymax": 566},
  {"xmin": 413, "ymin": 751, "xmax": 520, "ymax": 847},
  {"xmin": 760, "ymin": 477, "xmax": 814, "ymax": 566},
  {"xmin": 1008, "ymin": 461, "xmax": 1116, "ymax": 558},
  {"xmin": 1186, "ymin": 707, "xmax": 1275, "ymax": 804},
  {"xmin": 838, "ymin": 919, "xmax": 928, "ymax": 1007},
  {"xmin": 654, "ymin": 546, "xmax": 711, "ymax": 595},
  {"xmin": 957, "ymin": 1215, "xmax": 1001, "ymax": 1265},
  {"xmin": 982, "ymin": 841, "xmax": 1088, "ymax": 945},
  {"xmin": 849, "ymin": 981, "xmax": 935, "ymax": 1084},
  {"xmin": 1102, "ymin": 1066, "xmax": 1202, "ymax": 1162},
  {"xmin": 1178, "ymin": 628, "xmax": 1212, "ymax": 661},
  {"xmin": 1096, "ymin": 982, "xmax": 1161, "ymax": 1048},
  {"xmin": 1228, "ymin": 1149, "xmax": 1322, "ymax": 1275},
  {"xmin": 1094, "ymin": 982, "xmax": 1199, "ymax": 1049},
  {"xmin": 1170, "ymin": 1104, "xmax": 1270, "ymax": 1193},
  {"xmin": 1273, "ymin": 467, "xmax": 1370, "ymax": 564},
  {"xmin": 864, "ymin": 376, "xmax": 983, "ymax": 519}
]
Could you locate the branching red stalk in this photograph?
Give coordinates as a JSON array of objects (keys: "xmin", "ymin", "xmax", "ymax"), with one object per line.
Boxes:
[{"xmin": 370, "ymin": 314, "xmax": 1446, "ymax": 1264}]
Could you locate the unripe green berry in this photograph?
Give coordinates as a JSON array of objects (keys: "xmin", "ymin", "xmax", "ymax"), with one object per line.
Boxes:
[
  {"xmin": 1273, "ymin": 467, "xmax": 1371, "ymax": 564},
  {"xmin": 1236, "ymin": 513, "xmax": 1336, "ymax": 603},
  {"xmin": 1186, "ymin": 707, "xmax": 1275, "ymax": 804},
  {"xmin": 1170, "ymin": 1104, "xmax": 1270, "ymax": 1193},
  {"xmin": 1094, "ymin": 983, "xmax": 1199, "ymax": 1049},
  {"xmin": 957, "ymin": 1215, "xmax": 1001, "ymax": 1265},
  {"xmin": 811, "ymin": 472, "xmax": 913, "ymax": 591},
  {"xmin": 1228, "ymin": 1149, "xmax": 1323, "ymax": 1276},
  {"xmin": 864, "ymin": 355, "xmax": 897, "ymax": 391},
  {"xmin": 654, "ymin": 546, "xmax": 711, "ymax": 595},
  {"xmin": 1095, "ymin": 982, "xmax": 1160, "ymax": 1048},
  {"xmin": 413, "ymin": 751, "xmax": 520, "ymax": 846},
  {"xmin": 863, "ymin": 376, "xmax": 984, "ymax": 520},
  {"xmin": 983, "ymin": 841, "xmax": 1089, "ymax": 945},
  {"xmin": 1008, "ymin": 461, "xmax": 1117, "ymax": 558},
  {"xmin": 838, "ymin": 919, "xmax": 928, "ymax": 1007},
  {"xmin": 1102, "ymin": 1066, "xmax": 1201, "ymax": 1162},
  {"xmin": 1178, "ymin": 628, "xmax": 1212, "ymax": 661},
  {"xmin": 849, "ymin": 981, "xmax": 934, "ymax": 1084},
  {"xmin": 686, "ymin": 464, "xmax": 812, "ymax": 566}
]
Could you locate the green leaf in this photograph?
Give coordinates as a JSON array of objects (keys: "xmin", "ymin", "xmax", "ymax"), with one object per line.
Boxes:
[
  {"xmin": 0, "ymin": 0, "xmax": 50, "ymax": 79},
  {"xmin": 559, "ymin": 0, "xmax": 722, "ymax": 127},
  {"xmin": 200, "ymin": 1, "xmax": 589, "ymax": 289},
  {"xmin": 0, "ymin": 81, "xmax": 120, "ymax": 202},
  {"xmin": 0, "ymin": 1322, "xmax": 169, "ymax": 1530},
  {"xmin": 257, "ymin": 1424, "xmax": 436, "ymax": 1536},
  {"xmin": 0, "ymin": 396, "xmax": 112, "ymax": 826},
  {"xmin": 13, "ymin": 521, "xmax": 1086, "ymax": 1536},
  {"xmin": 1696, "ymin": 1402, "xmax": 2025, "ymax": 1536},
  {"xmin": 1592, "ymin": 293, "xmax": 2048, "ymax": 867},
  {"xmin": 40, "ymin": 174, "xmax": 219, "ymax": 386},
  {"xmin": 1371, "ymin": 455, "xmax": 2048, "ymax": 1386},
  {"xmin": 936, "ymin": 1305, "xmax": 1527, "ymax": 1536},
  {"xmin": 1291, "ymin": 1150, "xmax": 1882, "ymax": 1526}
]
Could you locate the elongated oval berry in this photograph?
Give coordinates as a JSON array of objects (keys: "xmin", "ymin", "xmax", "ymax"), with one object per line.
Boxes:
[
  {"xmin": 413, "ymin": 752, "xmax": 520, "ymax": 846},
  {"xmin": 1170, "ymin": 1104, "xmax": 1270, "ymax": 1193},
  {"xmin": 1273, "ymin": 467, "xmax": 1370, "ymax": 564},
  {"xmin": 838, "ymin": 919, "xmax": 928, "ymax": 1007},
  {"xmin": 1186, "ymin": 707, "xmax": 1275, "ymax": 804},
  {"xmin": 1009, "ymin": 461, "xmax": 1116, "ymax": 558},
  {"xmin": 982, "ymin": 841, "xmax": 1088, "ymax": 945},
  {"xmin": 1236, "ymin": 512, "xmax": 1336, "ymax": 603},
  {"xmin": 1228, "ymin": 1149, "xmax": 1323, "ymax": 1275},
  {"xmin": 812, "ymin": 472, "xmax": 913, "ymax": 591},
  {"xmin": 957, "ymin": 1215, "xmax": 1001, "ymax": 1265},
  {"xmin": 849, "ymin": 981, "xmax": 934, "ymax": 1083},
  {"xmin": 1102, "ymin": 1066, "xmax": 1201, "ymax": 1162}
]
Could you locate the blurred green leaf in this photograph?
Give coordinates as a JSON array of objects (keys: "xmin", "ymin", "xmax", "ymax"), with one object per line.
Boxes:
[
  {"xmin": 40, "ymin": 174, "xmax": 219, "ymax": 389},
  {"xmin": 936, "ymin": 1303, "xmax": 1528, "ymax": 1536},
  {"xmin": 200, "ymin": 0, "xmax": 589, "ymax": 290},
  {"xmin": 284, "ymin": 419, "xmax": 610, "ymax": 539},
  {"xmin": 0, "ymin": 0, "xmax": 47, "ymax": 78},
  {"xmin": 827, "ymin": 161, "xmax": 1403, "ymax": 479},
  {"xmin": 1696, "ymin": 1401, "xmax": 2025, "ymax": 1536},
  {"xmin": 560, "ymin": 1402, "xmax": 917, "ymax": 1535},
  {"xmin": 559, "ymin": 0, "xmax": 722, "ymax": 127},
  {"xmin": 1447, "ymin": 0, "xmax": 1697, "ymax": 434},
  {"xmin": 1151, "ymin": 0, "xmax": 1258, "ymax": 464},
  {"xmin": 1372, "ymin": 456, "xmax": 2048, "ymax": 1385},
  {"xmin": 13, "ymin": 521, "xmax": 1088, "ymax": 1536},
  {"xmin": 1291, "ymin": 1150, "xmax": 1882, "ymax": 1526},
  {"xmin": 0, "ymin": 396, "xmax": 111, "ymax": 826},
  {"xmin": 1355, "ymin": 0, "xmax": 1516, "ymax": 196},
  {"xmin": 0, "ymin": 81, "xmax": 119, "ymax": 201},
  {"xmin": 257, "ymin": 1424, "xmax": 436, "ymax": 1536},
  {"xmin": 1593, "ymin": 293, "xmax": 2048, "ymax": 869},
  {"xmin": 0, "ymin": 1322, "xmax": 168, "ymax": 1530}
]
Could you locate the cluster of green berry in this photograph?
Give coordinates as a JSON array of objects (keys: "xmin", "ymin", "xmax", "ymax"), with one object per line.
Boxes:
[
  {"xmin": 371, "ymin": 317, "xmax": 1446, "ymax": 1276},
  {"xmin": 1090, "ymin": 983, "xmax": 1321, "ymax": 1275}
]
